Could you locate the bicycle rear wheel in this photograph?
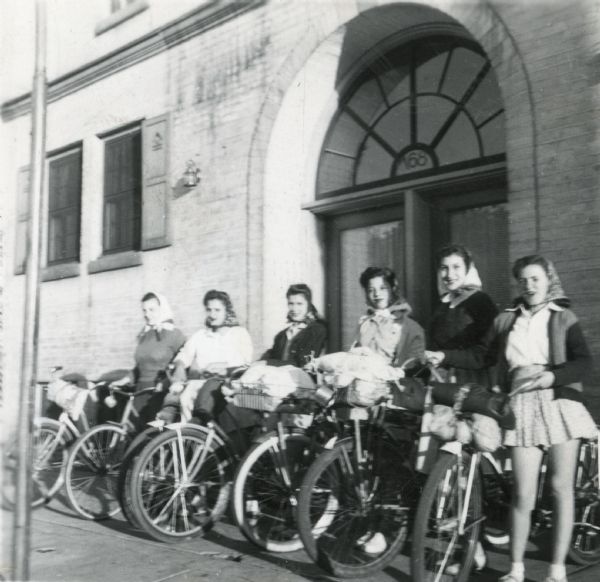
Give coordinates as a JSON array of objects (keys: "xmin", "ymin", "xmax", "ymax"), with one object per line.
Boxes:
[
  {"xmin": 569, "ymin": 437, "xmax": 600, "ymax": 565},
  {"xmin": 297, "ymin": 430, "xmax": 419, "ymax": 578},
  {"xmin": 129, "ymin": 425, "xmax": 232, "ymax": 543},
  {"xmin": 65, "ymin": 424, "xmax": 129, "ymax": 519},
  {"xmin": 3, "ymin": 418, "xmax": 71, "ymax": 509},
  {"xmin": 233, "ymin": 431, "xmax": 316, "ymax": 552},
  {"xmin": 411, "ymin": 451, "xmax": 482, "ymax": 582}
]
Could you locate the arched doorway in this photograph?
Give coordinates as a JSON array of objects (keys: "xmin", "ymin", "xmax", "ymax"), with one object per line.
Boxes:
[{"xmin": 314, "ymin": 34, "xmax": 508, "ymax": 350}]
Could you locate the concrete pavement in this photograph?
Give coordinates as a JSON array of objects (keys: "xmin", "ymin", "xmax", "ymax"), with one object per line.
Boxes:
[{"xmin": 1, "ymin": 495, "xmax": 600, "ymax": 582}]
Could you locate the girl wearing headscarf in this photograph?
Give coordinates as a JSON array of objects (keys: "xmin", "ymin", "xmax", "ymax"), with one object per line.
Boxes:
[
  {"xmin": 434, "ymin": 255, "xmax": 596, "ymax": 582},
  {"xmin": 111, "ymin": 291, "xmax": 186, "ymax": 431},
  {"xmin": 356, "ymin": 266, "xmax": 425, "ymax": 368},
  {"xmin": 426, "ymin": 244, "xmax": 498, "ymax": 386},
  {"xmin": 261, "ymin": 283, "xmax": 327, "ymax": 367}
]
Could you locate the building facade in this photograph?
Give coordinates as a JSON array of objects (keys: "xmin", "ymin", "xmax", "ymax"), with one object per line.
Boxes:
[{"xmin": 2, "ymin": 0, "xmax": 600, "ymax": 429}]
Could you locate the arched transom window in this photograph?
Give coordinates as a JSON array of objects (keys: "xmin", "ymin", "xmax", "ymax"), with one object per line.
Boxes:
[{"xmin": 317, "ymin": 36, "xmax": 505, "ymax": 197}]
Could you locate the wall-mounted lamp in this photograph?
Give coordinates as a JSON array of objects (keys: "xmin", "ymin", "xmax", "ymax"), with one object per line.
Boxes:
[{"xmin": 183, "ymin": 159, "xmax": 201, "ymax": 187}]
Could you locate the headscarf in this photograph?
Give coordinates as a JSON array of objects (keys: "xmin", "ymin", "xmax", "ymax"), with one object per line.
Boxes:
[
  {"xmin": 514, "ymin": 258, "xmax": 570, "ymax": 308},
  {"xmin": 438, "ymin": 263, "xmax": 483, "ymax": 306},
  {"xmin": 138, "ymin": 292, "xmax": 175, "ymax": 340},
  {"xmin": 361, "ymin": 298, "xmax": 413, "ymax": 325}
]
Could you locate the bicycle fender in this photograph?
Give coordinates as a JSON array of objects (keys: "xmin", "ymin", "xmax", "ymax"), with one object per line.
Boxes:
[
  {"xmin": 324, "ymin": 435, "xmax": 354, "ymax": 449},
  {"xmin": 440, "ymin": 440, "xmax": 462, "ymax": 456},
  {"xmin": 324, "ymin": 435, "xmax": 338, "ymax": 449}
]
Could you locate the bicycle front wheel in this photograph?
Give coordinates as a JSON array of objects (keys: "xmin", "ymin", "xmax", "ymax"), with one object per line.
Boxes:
[
  {"xmin": 129, "ymin": 425, "xmax": 232, "ymax": 543},
  {"xmin": 3, "ymin": 418, "xmax": 71, "ymax": 509},
  {"xmin": 411, "ymin": 451, "xmax": 483, "ymax": 582},
  {"xmin": 297, "ymin": 433, "xmax": 418, "ymax": 578},
  {"xmin": 65, "ymin": 424, "xmax": 130, "ymax": 520},
  {"xmin": 569, "ymin": 437, "xmax": 600, "ymax": 565},
  {"xmin": 233, "ymin": 431, "xmax": 316, "ymax": 553}
]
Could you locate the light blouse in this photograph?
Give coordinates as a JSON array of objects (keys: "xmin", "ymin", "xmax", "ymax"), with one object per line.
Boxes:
[
  {"xmin": 174, "ymin": 326, "xmax": 253, "ymax": 374},
  {"xmin": 505, "ymin": 304, "xmax": 556, "ymax": 369}
]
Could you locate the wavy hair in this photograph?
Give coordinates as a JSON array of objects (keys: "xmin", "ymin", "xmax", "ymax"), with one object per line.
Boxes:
[{"xmin": 203, "ymin": 289, "xmax": 239, "ymax": 327}]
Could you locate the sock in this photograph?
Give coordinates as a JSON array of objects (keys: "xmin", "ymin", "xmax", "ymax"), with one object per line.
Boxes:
[
  {"xmin": 548, "ymin": 563, "xmax": 566, "ymax": 581},
  {"xmin": 509, "ymin": 562, "xmax": 525, "ymax": 580}
]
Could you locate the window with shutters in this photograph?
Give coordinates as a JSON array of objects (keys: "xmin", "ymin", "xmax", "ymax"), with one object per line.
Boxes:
[
  {"xmin": 102, "ymin": 128, "xmax": 142, "ymax": 254},
  {"xmin": 47, "ymin": 149, "xmax": 82, "ymax": 265}
]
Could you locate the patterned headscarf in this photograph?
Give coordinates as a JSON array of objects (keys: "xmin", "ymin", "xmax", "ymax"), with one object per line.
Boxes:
[
  {"xmin": 138, "ymin": 292, "xmax": 175, "ymax": 339},
  {"xmin": 437, "ymin": 263, "xmax": 483, "ymax": 303}
]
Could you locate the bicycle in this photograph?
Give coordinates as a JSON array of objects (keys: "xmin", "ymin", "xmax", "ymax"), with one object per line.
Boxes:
[
  {"xmin": 64, "ymin": 383, "xmax": 161, "ymax": 520},
  {"xmin": 2, "ymin": 367, "xmax": 95, "ymax": 509},
  {"xmin": 410, "ymin": 422, "xmax": 600, "ymax": 582},
  {"xmin": 126, "ymin": 377, "xmax": 334, "ymax": 545},
  {"xmin": 296, "ymin": 381, "xmax": 428, "ymax": 578}
]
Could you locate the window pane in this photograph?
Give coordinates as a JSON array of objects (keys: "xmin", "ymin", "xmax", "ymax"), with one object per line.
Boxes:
[
  {"xmin": 466, "ymin": 69, "xmax": 504, "ymax": 126},
  {"xmin": 435, "ymin": 111, "xmax": 480, "ymax": 165},
  {"xmin": 441, "ymin": 47, "xmax": 486, "ymax": 101},
  {"xmin": 103, "ymin": 130, "xmax": 141, "ymax": 253},
  {"xmin": 480, "ymin": 114, "xmax": 506, "ymax": 157},
  {"xmin": 47, "ymin": 150, "xmax": 81, "ymax": 264},
  {"xmin": 372, "ymin": 101, "xmax": 411, "ymax": 152},
  {"xmin": 346, "ymin": 78, "xmax": 386, "ymax": 126},
  {"xmin": 325, "ymin": 111, "xmax": 366, "ymax": 157},
  {"xmin": 416, "ymin": 95, "xmax": 454, "ymax": 145},
  {"xmin": 317, "ymin": 152, "xmax": 355, "ymax": 193},
  {"xmin": 355, "ymin": 138, "xmax": 394, "ymax": 184},
  {"xmin": 416, "ymin": 51, "xmax": 447, "ymax": 94}
]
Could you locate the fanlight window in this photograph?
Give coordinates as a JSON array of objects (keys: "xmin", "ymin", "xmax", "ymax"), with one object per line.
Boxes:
[{"xmin": 317, "ymin": 36, "xmax": 505, "ymax": 196}]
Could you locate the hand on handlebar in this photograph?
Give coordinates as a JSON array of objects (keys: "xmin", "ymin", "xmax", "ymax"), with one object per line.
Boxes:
[
  {"xmin": 168, "ymin": 381, "xmax": 186, "ymax": 395},
  {"xmin": 425, "ymin": 350, "xmax": 445, "ymax": 367}
]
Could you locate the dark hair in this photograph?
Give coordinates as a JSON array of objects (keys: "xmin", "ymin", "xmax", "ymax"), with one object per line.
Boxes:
[
  {"xmin": 359, "ymin": 267, "xmax": 400, "ymax": 304},
  {"xmin": 286, "ymin": 283, "xmax": 321, "ymax": 321},
  {"xmin": 511, "ymin": 254, "xmax": 551, "ymax": 280},
  {"xmin": 141, "ymin": 292, "xmax": 160, "ymax": 303},
  {"xmin": 203, "ymin": 289, "xmax": 239, "ymax": 327},
  {"xmin": 435, "ymin": 244, "xmax": 473, "ymax": 270}
]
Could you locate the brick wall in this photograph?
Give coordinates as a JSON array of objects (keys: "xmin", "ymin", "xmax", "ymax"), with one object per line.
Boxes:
[{"xmin": 2, "ymin": 0, "xmax": 600, "ymax": 430}]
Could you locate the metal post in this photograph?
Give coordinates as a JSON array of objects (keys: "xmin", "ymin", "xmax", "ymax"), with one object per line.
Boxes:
[{"xmin": 12, "ymin": 0, "xmax": 47, "ymax": 579}]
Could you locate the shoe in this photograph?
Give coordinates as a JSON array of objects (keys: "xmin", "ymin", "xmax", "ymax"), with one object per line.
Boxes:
[
  {"xmin": 356, "ymin": 532, "xmax": 387, "ymax": 555},
  {"xmin": 499, "ymin": 574, "xmax": 524, "ymax": 582},
  {"xmin": 474, "ymin": 541, "xmax": 487, "ymax": 571}
]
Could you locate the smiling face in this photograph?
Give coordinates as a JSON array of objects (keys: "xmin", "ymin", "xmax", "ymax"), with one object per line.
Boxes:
[
  {"xmin": 439, "ymin": 253, "xmax": 468, "ymax": 293},
  {"xmin": 517, "ymin": 264, "xmax": 550, "ymax": 306},
  {"xmin": 287, "ymin": 293, "xmax": 310, "ymax": 322},
  {"xmin": 205, "ymin": 299, "xmax": 227, "ymax": 328},
  {"xmin": 366, "ymin": 276, "xmax": 392, "ymax": 310},
  {"xmin": 141, "ymin": 297, "xmax": 161, "ymax": 326}
]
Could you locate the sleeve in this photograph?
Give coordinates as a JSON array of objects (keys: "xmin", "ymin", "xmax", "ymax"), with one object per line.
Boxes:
[
  {"xmin": 405, "ymin": 321, "xmax": 426, "ymax": 365},
  {"xmin": 173, "ymin": 332, "xmax": 199, "ymax": 369},
  {"xmin": 170, "ymin": 329, "xmax": 187, "ymax": 357},
  {"xmin": 551, "ymin": 322, "xmax": 593, "ymax": 386},
  {"xmin": 294, "ymin": 322, "xmax": 327, "ymax": 366},
  {"xmin": 235, "ymin": 327, "xmax": 254, "ymax": 365},
  {"xmin": 442, "ymin": 316, "xmax": 501, "ymax": 370}
]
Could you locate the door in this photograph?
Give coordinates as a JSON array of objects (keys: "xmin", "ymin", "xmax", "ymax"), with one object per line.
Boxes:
[{"xmin": 326, "ymin": 205, "xmax": 405, "ymax": 351}]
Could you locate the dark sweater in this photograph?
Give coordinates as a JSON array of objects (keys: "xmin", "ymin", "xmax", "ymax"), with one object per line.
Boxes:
[
  {"xmin": 134, "ymin": 328, "xmax": 186, "ymax": 388},
  {"xmin": 262, "ymin": 320, "xmax": 327, "ymax": 368},
  {"xmin": 442, "ymin": 305, "xmax": 592, "ymax": 402}
]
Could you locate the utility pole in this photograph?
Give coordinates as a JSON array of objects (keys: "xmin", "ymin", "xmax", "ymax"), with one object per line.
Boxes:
[{"xmin": 12, "ymin": 0, "xmax": 47, "ymax": 579}]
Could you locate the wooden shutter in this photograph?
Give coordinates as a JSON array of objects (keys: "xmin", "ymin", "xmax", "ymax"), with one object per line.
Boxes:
[
  {"xmin": 14, "ymin": 166, "xmax": 31, "ymax": 275},
  {"xmin": 141, "ymin": 114, "xmax": 170, "ymax": 250}
]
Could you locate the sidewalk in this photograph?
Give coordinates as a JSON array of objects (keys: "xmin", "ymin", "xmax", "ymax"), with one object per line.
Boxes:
[{"xmin": 2, "ymin": 499, "xmax": 600, "ymax": 582}]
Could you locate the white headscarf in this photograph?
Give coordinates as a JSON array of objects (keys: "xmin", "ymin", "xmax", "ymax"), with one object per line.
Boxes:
[
  {"xmin": 437, "ymin": 264, "xmax": 483, "ymax": 306},
  {"xmin": 138, "ymin": 291, "xmax": 175, "ymax": 338}
]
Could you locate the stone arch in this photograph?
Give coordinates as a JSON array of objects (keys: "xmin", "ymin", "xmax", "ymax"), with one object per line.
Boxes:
[{"xmin": 245, "ymin": 0, "xmax": 535, "ymax": 347}]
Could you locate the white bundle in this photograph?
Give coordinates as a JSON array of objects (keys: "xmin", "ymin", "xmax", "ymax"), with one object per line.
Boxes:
[
  {"xmin": 238, "ymin": 363, "xmax": 315, "ymax": 400},
  {"xmin": 314, "ymin": 347, "xmax": 404, "ymax": 386},
  {"xmin": 46, "ymin": 378, "xmax": 91, "ymax": 421}
]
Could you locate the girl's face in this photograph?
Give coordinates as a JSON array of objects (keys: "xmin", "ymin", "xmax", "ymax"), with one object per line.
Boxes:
[
  {"xmin": 141, "ymin": 298, "xmax": 161, "ymax": 326},
  {"xmin": 439, "ymin": 254, "xmax": 468, "ymax": 292},
  {"xmin": 517, "ymin": 264, "xmax": 550, "ymax": 306},
  {"xmin": 205, "ymin": 299, "xmax": 227, "ymax": 327},
  {"xmin": 287, "ymin": 294, "xmax": 309, "ymax": 322},
  {"xmin": 367, "ymin": 276, "xmax": 392, "ymax": 310}
]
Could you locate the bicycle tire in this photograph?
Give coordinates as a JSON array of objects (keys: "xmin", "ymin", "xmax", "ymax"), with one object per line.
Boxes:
[
  {"xmin": 3, "ymin": 418, "xmax": 71, "ymax": 509},
  {"xmin": 411, "ymin": 451, "xmax": 482, "ymax": 582},
  {"xmin": 118, "ymin": 426, "xmax": 160, "ymax": 528},
  {"xmin": 233, "ymin": 431, "xmax": 316, "ymax": 552},
  {"xmin": 297, "ymin": 430, "xmax": 419, "ymax": 578},
  {"xmin": 128, "ymin": 425, "xmax": 232, "ymax": 543},
  {"xmin": 65, "ymin": 424, "xmax": 130, "ymax": 520},
  {"xmin": 569, "ymin": 438, "xmax": 600, "ymax": 565}
]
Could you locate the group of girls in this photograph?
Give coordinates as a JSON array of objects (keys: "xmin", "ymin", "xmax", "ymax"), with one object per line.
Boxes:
[{"xmin": 116, "ymin": 245, "xmax": 595, "ymax": 582}]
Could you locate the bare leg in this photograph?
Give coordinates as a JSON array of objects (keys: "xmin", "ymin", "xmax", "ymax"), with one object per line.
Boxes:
[
  {"xmin": 547, "ymin": 439, "xmax": 580, "ymax": 567},
  {"xmin": 510, "ymin": 446, "xmax": 544, "ymax": 563}
]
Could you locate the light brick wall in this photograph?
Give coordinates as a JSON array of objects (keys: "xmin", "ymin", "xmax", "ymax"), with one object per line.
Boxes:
[{"xmin": 2, "ymin": 0, "xmax": 600, "ymax": 430}]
